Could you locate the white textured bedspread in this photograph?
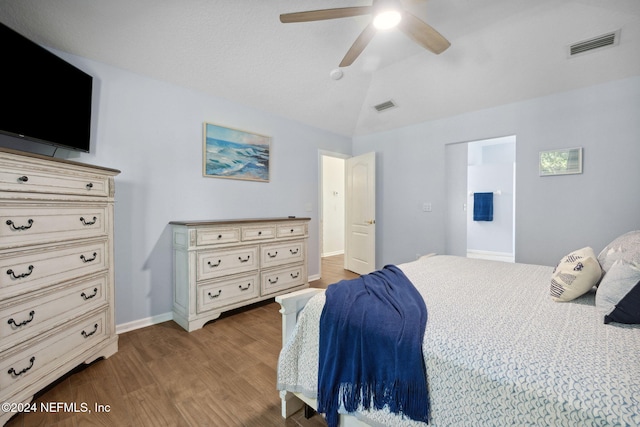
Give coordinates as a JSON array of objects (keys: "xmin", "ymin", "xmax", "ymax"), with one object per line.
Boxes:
[{"xmin": 277, "ymin": 255, "xmax": 640, "ymax": 426}]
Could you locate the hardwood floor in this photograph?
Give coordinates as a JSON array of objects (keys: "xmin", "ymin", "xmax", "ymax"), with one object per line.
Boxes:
[{"xmin": 4, "ymin": 255, "xmax": 357, "ymax": 427}]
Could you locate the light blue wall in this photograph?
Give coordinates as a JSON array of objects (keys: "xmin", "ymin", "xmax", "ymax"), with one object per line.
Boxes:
[
  {"xmin": 353, "ymin": 76, "xmax": 640, "ymax": 267},
  {"xmin": 3, "ymin": 48, "xmax": 638, "ymax": 327},
  {"xmin": 0, "ymin": 52, "xmax": 352, "ymax": 326}
]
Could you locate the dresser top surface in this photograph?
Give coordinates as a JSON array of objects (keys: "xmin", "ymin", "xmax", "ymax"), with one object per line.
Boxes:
[
  {"xmin": 0, "ymin": 147, "xmax": 120, "ymax": 175},
  {"xmin": 169, "ymin": 217, "xmax": 311, "ymax": 226}
]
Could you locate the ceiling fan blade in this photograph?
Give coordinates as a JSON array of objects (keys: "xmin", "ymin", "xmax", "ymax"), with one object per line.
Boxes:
[
  {"xmin": 280, "ymin": 6, "xmax": 372, "ymax": 23},
  {"xmin": 398, "ymin": 11, "xmax": 450, "ymax": 54},
  {"xmin": 339, "ymin": 23, "xmax": 377, "ymax": 67}
]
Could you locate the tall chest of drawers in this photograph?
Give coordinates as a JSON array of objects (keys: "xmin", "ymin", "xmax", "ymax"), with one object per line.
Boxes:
[
  {"xmin": 0, "ymin": 148, "xmax": 119, "ymax": 425},
  {"xmin": 170, "ymin": 218, "xmax": 310, "ymax": 332}
]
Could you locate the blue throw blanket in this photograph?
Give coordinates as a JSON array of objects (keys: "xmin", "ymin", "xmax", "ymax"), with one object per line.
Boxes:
[{"xmin": 317, "ymin": 265, "xmax": 429, "ymax": 427}]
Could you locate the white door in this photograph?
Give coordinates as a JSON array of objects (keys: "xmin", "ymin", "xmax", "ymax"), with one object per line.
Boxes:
[{"xmin": 345, "ymin": 152, "xmax": 376, "ymax": 274}]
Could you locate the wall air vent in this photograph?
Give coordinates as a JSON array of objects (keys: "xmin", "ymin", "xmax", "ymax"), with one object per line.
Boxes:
[
  {"xmin": 373, "ymin": 100, "xmax": 397, "ymax": 112},
  {"xmin": 568, "ymin": 30, "xmax": 620, "ymax": 57}
]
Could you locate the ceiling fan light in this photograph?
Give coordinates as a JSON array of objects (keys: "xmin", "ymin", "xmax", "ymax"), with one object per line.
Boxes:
[{"xmin": 373, "ymin": 10, "xmax": 401, "ymax": 30}]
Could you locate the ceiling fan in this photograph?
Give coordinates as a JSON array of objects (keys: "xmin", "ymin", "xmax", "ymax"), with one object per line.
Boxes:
[{"xmin": 279, "ymin": 0, "xmax": 450, "ymax": 67}]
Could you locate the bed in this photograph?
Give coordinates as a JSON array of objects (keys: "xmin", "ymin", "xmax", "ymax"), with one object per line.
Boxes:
[{"xmin": 276, "ymin": 233, "xmax": 640, "ymax": 427}]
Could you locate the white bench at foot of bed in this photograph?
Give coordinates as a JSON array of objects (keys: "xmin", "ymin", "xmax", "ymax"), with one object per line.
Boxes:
[
  {"xmin": 275, "ymin": 288, "xmax": 372, "ymax": 426},
  {"xmin": 275, "ymin": 288, "xmax": 323, "ymax": 418}
]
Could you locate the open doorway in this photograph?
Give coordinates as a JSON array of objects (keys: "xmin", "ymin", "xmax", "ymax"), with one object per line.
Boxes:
[
  {"xmin": 445, "ymin": 136, "xmax": 516, "ymax": 262},
  {"xmin": 318, "ymin": 150, "xmax": 377, "ymax": 280},
  {"xmin": 321, "ymin": 155, "xmax": 346, "ymax": 257},
  {"xmin": 466, "ymin": 136, "xmax": 516, "ymax": 262},
  {"xmin": 318, "ymin": 152, "xmax": 348, "ymax": 281}
]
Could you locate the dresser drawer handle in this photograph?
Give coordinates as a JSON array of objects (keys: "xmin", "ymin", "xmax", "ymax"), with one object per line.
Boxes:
[
  {"xmin": 258, "ymin": 231, "xmax": 262, "ymax": 235},
  {"xmin": 208, "ymin": 260, "xmax": 222, "ymax": 268},
  {"xmin": 80, "ymin": 252, "xmax": 97, "ymax": 263},
  {"xmin": 7, "ymin": 311, "xmax": 35, "ymax": 328},
  {"xmin": 81, "ymin": 288, "xmax": 99, "ymax": 300},
  {"xmin": 290, "ymin": 272, "xmax": 300, "ymax": 279},
  {"xmin": 238, "ymin": 255, "xmax": 251, "ymax": 263},
  {"xmin": 290, "ymin": 248, "xmax": 299, "ymax": 255},
  {"xmin": 8, "ymin": 356, "xmax": 35, "ymax": 377},
  {"xmin": 268, "ymin": 277, "xmax": 279, "ymax": 284},
  {"xmin": 80, "ymin": 216, "xmax": 97, "ymax": 226},
  {"xmin": 86, "ymin": 182, "xmax": 94, "ymax": 190},
  {"xmin": 81, "ymin": 323, "xmax": 99, "ymax": 338},
  {"xmin": 7, "ymin": 265, "xmax": 34, "ymax": 279},
  {"xmin": 290, "ymin": 229, "xmax": 295, "ymax": 233},
  {"xmin": 18, "ymin": 175, "xmax": 29, "ymax": 182},
  {"xmin": 267, "ymin": 251, "xmax": 278, "ymax": 258},
  {"xmin": 208, "ymin": 290, "xmax": 222, "ymax": 299},
  {"xmin": 217, "ymin": 234, "xmax": 222, "ymax": 239},
  {"xmin": 239, "ymin": 283, "xmax": 251, "ymax": 291},
  {"xmin": 6, "ymin": 219, "xmax": 34, "ymax": 230}
]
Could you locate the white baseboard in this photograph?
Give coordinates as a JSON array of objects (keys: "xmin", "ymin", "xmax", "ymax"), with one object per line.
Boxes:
[
  {"xmin": 116, "ymin": 274, "xmax": 325, "ymax": 334},
  {"xmin": 321, "ymin": 250, "xmax": 344, "ymax": 257},
  {"xmin": 116, "ymin": 311, "xmax": 174, "ymax": 334},
  {"xmin": 467, "ymin": 250, "xmax": 515, "ymax": 263}
]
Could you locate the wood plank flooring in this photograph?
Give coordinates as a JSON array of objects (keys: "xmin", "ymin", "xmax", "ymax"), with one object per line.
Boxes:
[{"xmin": 4, "ymin": 255, "xmax": 357, "ymax": 427}]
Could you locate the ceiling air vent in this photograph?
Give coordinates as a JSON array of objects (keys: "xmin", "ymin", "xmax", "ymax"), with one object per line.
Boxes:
[
  {"xmin": 373, "ymin": 100, "xmax": 397, "ymax": 112},
  {"xmin": 568, "ymin": 30, "xmax": 620, "ymax": 57}
]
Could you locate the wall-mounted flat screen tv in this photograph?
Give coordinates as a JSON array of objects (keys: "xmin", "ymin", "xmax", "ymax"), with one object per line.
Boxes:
[{"xmin": 0, "ymin": 23, "xmax": 93, "ymax": 153}]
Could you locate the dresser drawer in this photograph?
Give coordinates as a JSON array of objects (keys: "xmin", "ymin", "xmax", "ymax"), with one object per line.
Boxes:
[
  {"xmin": 276, "ymin": 223, "xmax": 307, "ymax": 238},
  {"xmin": 0, "ymin": 164, "xmax": 110, "ymax": 198},
  {"xmin": 196, "ymin": 246, "xmax": 259, "ymax": 281},
  {"xmin": 197, "ymin": 273, "xmax": 259, "ymax": 313},
  {"xmin": 260, "ymin": 240, "xmax": 305, "ymax": 268},
  {"xmin": 241, "ymin": 225, "xmax": 276, "ymax": 241},
  {"xmin": 0, "ymin": 240, "xmax": 108, "ymax": 299},
  {"xmin": 0, "ymin": 205, "xmax": 108, "ymax": 250},
  {"xmin": 0, "ymin": 309, "xmax": 107, "ymax": 399},
  {"xmin": 0, "ymin": 274, "xmax": 107, "ymax": 353},
  {"xmin": 261, "ymin": 264, "xmax": 306, "ymax": 296},
  {"xmin": 196, "ymin": 226, "xmax": 240, "ymax": 246}
]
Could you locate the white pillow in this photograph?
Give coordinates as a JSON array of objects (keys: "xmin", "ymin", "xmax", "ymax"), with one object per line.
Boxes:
[
  {"xmin": 597, "ymin": 230, "xmax": 640, "ymax": 273},
  {"xmin": 550, "ymin": 247, "xmax": 602, "ymax": 302}
]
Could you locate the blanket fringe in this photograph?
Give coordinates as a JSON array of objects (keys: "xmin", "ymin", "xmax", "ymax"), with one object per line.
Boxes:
[{"xmin": 320, "ymin": 380, "xmax": 429, "ymax": 426}]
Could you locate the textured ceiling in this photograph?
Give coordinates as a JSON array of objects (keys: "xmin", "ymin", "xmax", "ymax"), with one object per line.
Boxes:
[{"xmin": 1, "ymin": 0, "xmax": 639, "ymax": 137}]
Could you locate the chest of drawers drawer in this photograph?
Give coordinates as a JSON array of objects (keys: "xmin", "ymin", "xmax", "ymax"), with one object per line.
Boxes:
[
  {"xmin": 261, "ymin": 240, "xmax": 305, "ymax": 268},
  {"xmin": 0, "ymin": 309, "xmax": 107, "ymax": 400},
  {"xmin": 241, "ymin": 225, "xmax": 276, "ymax": 241},
  {"xmin": 196, "ymin": 245, "xmax": 259, "ymax": 281},
  {"xmin": 196, "ymin": 226, "xmax": 240, "ymax": 246},
  {"xmin": 0, "ymin": 165, "xmax": 110, "ymax": 198},
  {"xmin": 197, "ymin": 273, "xmax": 259, "ymax": 313},
  {"xmin": 276, "ymin": 223, "xmax": 307, "ymax": 238},
  {"xmin": 261, "ymin": 264, "xmax": 306, "ymax": 296},
  {"xmin": 0, "ymin": 205, "xmax": 108, "ymax": 249},
  {"xmin": 0, "ymin": 240, "xmax": 108, "ymax": 299},
  {"xmin": 0, "ymin": 273, "xmax": 107, "ymax": 353}
]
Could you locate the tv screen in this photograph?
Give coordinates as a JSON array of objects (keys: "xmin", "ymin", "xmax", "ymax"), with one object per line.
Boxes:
[{"xmin": 0, "ymin": 23, "xmax": 93, "ymax": 153}]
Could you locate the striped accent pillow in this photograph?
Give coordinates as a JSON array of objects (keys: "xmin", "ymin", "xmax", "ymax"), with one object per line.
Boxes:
[{"xmin": 551, "ymin": 247, "xmax": 602, "ymax": 302}]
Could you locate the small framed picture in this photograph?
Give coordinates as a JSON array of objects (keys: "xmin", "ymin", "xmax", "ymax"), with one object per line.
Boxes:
[
  {"xmin": 203, "ymin": 122, "xmax": 271, "ymax": 182},
  {"xmin": 539, "ymin": 147, "xmax": 582, "ymax": 176}
]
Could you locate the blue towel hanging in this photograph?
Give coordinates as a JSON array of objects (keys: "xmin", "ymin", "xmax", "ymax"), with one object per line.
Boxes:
[{"xmin": 473, "ymin": 192, "xmax": 493, "ymax": 221}]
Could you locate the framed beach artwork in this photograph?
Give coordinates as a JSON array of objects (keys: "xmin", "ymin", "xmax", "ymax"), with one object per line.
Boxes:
[{"xmin": 203, "ymin": 122, "xmax": 271, "ymax": 182}]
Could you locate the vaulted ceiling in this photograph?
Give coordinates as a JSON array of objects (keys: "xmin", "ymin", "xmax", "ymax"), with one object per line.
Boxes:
[{"xmin": 1, "ymin": 0, "xmax": 639, "ymax": 137}]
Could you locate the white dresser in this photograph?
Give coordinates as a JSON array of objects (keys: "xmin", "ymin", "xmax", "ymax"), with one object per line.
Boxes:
[
  {"xmin": 0, "ymin": 148, "xmax": 119, "ymax": 425},
  {"xmin": 170, "ymin": 218, "xmax": 310, "ymax": 332}
]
